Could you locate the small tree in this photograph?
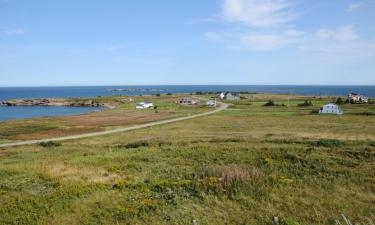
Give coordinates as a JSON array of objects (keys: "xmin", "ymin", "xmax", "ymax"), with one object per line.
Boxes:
[
  {"xmin": 154, "ymin": 105, "xmax": 158, "ymax": 113},
  {"xmin": 335, "ymin": 97, "xmax": 344, "ymax": 105},
  {"xmin": 263, "ymin": 100, "xmax": 275, "ymax": 107},
  {"xmin": 298, "ymin": 100, "xmax": 313, "ymax": 107}
]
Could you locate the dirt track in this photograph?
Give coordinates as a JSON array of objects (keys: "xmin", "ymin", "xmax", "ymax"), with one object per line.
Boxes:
[{"xmin": 0, "ymin": 103, "xmax": 227, "ymax": 148}]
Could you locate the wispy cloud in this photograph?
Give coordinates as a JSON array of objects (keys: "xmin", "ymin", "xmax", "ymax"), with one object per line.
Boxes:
[
  {"xmin": 203, "ymin": 0, "xmax": 375, "ymax": 61},
  {"xmin": 299, "ymin": 40, "xmax": 375, "ymax": 62},
  {"xmin": 347, "ymin": 3, "xmax": 361, "ymax": 12},
  {"xmin": 204, "ymin": 0, "xmax": 301, "ymax": 51},
  {"xmin": 240, "ymin": 29, "xmax": 304, "ymax": 51},
  {"xmin": 316, "ymin": 26, "xmax": 358, "ymax": 41},
  {"xmin": 3, "ymin": 29, "xmax": 25, "ymax": 35},
  {"xmin": 221, "ymin": 0, "xmax": 296, "ymax": 28}
]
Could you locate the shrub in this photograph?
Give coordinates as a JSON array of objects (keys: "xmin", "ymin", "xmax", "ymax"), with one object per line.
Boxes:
[
  {"xmin": 39, "ymin": 141, "xmax": 61, "ymax": 148},
  {"xmin": 354, "ymin": 112, "xmax": 374, "ymax": 116},
  {"xmin": 155, "ymin": 93, "xmax": 161, "ymax": 97},
  {"xmin": 310, "ymin": 139, "xmax": 345, "ymax": 148},
  {"xmin": 335, "ymin": 97, "xmax": 344, "ymax": 105},
  {"xmin": 263, "ymin": 100, "xmax": 286, "ymax": 107},
  {"xmin": 310, "ymin": 109, "xmax": 319, "ymax": 114},
  {"xmin": 125, "ymin": 141, "xmax": 149, "ymax": 149},
  {"xmin": 298, "ymin": 100, "xmax": 313, "ymax": 107},
  {"xmin": 263, "ymin": 100, "xmax": 275, "ymax": 106}
]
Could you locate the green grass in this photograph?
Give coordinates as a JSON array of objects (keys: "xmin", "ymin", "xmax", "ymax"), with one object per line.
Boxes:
[
  {"xmin": 0, "ymin": 94, "xmax": 210, "ymax": 143},
  {"xmin": 0, "ymin": 94, "xmax": 374, "ymax": 225}
]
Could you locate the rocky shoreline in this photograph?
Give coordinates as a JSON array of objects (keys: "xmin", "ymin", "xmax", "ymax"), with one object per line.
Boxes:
[{"xmin": 0, "ymin": 98, "xmax": 107, "ymax": 108}]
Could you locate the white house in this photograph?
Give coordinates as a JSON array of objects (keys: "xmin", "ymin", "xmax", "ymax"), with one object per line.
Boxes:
[
  {"xmin": 219, "ymin": 92, "xmax": 240, "ymax": 101},
  {"xmin": 136, "ymin": 101, "xmax": 153, "ymax": 109},
  {"xmin": 348, "ymin": 93, "xmax": 368, "ymax": 103},
  {"xmin": 206, "ymin": 100, "xmax": 216, "ymax": 107},
  {"xmin": 319, "ymin": 103, "xmax": 343, "ymax": 115}
]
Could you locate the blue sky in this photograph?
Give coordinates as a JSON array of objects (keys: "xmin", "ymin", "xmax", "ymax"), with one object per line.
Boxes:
[{"xmin": 1, "ymin": 0, "xmax": 375, "ymax": 86}]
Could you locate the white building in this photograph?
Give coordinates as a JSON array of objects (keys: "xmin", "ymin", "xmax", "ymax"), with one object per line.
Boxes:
[
  {"xmin": 348, "ymin": 93, "xmax": 368, "ymax": 103},
  {"xmin": 319, "ymin": 103, "xmax": 343, "ymax": 115},
  {"xmin": 136, "ymin": 101, "xmax": 153, "ymax": 109},
  {"xmin": 219, "ymin": 92, "xmax": 240, "ymax": 101},
  {"xmin": 206, "ymin": 100, "xmax": 217, "ymax": 107}
]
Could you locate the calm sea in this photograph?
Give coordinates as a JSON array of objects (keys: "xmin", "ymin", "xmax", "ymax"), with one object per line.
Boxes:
[{"xmin": 0, "ymin": 85, "xmax": 374, "ymax": 121}]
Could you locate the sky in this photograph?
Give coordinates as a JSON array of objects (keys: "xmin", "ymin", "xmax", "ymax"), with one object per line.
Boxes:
[{"xmin": 0, "ymin": 0, "xmax": 375, "ymax": 86}]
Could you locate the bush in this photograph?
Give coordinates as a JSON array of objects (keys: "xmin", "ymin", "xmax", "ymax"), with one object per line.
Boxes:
[
  {"xmin": 354, "ymin": 112, "xmax": 374, "ymax": 116},
  {"xmin": 125, "ymin": 141, "xmax": 149, "ymax": 149},
  {"xmin": 310, "ymin": 109, "xmax": 319, "ymax": 114},
  {"xmin": 39, "ymin": 141, "xmax": 61, "ymax": 148},
  {"xmin": 335, "ymin": 97, "xmax": 344, "ymax": 105},
  {"xmin": 263, "ymin": 100, "xmax": 275, "ymax": 106},
  {"xmin": 310, "ymin": 139, "xmax": 345, "ymax": 148},
  {"xmin": 155, "ymin": 93, "xmax": 161, "ymax": 97},
  {"xmin": 298, "ymin": 100, "xmax": 313, "ymax": 107}
]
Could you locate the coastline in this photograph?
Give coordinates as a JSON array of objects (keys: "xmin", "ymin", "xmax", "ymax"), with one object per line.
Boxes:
[{"xmin": 0, "ymin": 98, "xmax": 109, "ymax": 108}]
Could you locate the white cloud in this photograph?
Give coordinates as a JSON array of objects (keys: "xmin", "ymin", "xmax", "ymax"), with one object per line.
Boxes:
[
  {"xmin": 3, "ymin": 29, "xmax": 25, "ymax": 35},
  {"xmin": 299, "ymin": 26, "xmax": 375, "ymax": 62},
  {"xmin": 203, "ymin": 0, "xmax": 373, "ymax": 59},
  {"xmin": 204, "ymin": 0, "xmax": 303, "ymax": 51},
  {"xmin": 221, "ymin": 0, "xmax": 295, "ymax": 27},
  {"xmin": 240, "ymin": 29, "xmax": 304, "ymax": 51},
  {"xmin": 205, "ymin": 29, "xmax": 305, "ymax": 51},
  {"xmin": 241, "ymin": 34, "xmax": 285, "ymax": 50},
  {"xmin": 316, "ymin": 26, "xmax": 358, "ymax": 41},
  {"xmin": 299, "ymin": 41, "xmax": 375, "ymax": 62},
  {"xmin": 347, "ymin": 3, "xmax": 361, "ymax": 12}
]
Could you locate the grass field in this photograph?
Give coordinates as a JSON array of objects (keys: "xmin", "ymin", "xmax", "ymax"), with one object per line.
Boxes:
[
  {"xmin": 0, "ymin": 94, "xmax": 209, "ymax": 143},
  {"xmin": 0, "ymin": 93, "xmax": 374, "ymax": 225}
]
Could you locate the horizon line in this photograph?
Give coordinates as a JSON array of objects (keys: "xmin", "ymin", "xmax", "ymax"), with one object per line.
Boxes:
[{"xmin": 1, "ymin": 84, "xmax": 375, "ymax": 88}]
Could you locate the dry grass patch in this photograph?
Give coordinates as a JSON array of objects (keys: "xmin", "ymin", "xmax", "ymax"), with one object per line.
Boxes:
[{"xmin": 43, "ymin": 163, "xmax": 120, "ymax": 184}]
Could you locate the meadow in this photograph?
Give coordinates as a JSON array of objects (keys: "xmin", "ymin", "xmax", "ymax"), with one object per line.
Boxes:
[
  {"xmin": 0, "ymin": 94, "xmax": 209, "ymax": 143},
  {"xmin": 0, "ymin": 93, "xmax": 374, "ymax": 225}
]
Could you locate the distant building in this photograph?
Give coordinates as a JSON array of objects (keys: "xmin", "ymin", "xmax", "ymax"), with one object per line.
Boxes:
[
  {"xmin": 319, "ymin": 103, "xmax": 343, "ymax": 115},
  {"xmin": 206, "ymin": 100, "xmax": 217, "ymax": 107},
  {"xmin": 136, "ymin": 101, "xmax": 153, "ymax": 109},
  {"xmin": 219, "ymin": 92, "xmax": 240, "ymax": 101},
  {"xmin": 348, "ymin": 93, "xmax": 368, "ymax": 103},
  {"xmin": 176, "ymin": 98, "xmax": 200, "ymax": 105}
]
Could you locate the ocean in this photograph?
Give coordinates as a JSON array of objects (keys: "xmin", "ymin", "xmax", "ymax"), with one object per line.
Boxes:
[{"xmin": 0, "ymin": 85, "xmax": 374, "ymax": 121}]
